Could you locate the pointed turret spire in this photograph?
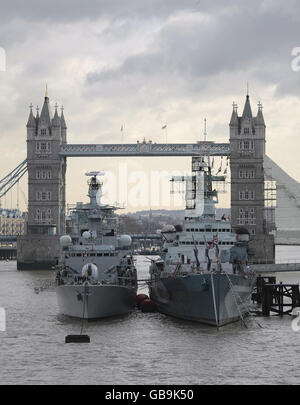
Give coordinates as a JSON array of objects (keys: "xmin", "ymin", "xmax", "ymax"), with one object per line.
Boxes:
[
  {"xmin": 242, "ymin": 93, "xmax": 252, "ymax": 119},
  {"xmin": 52, "ymin": 103, "xmax": 61, "ymax": 127},
  {"xmin": 230, "ymin": 102, "xmax": 238, "ymax": 126},
  {"xmin": 39, "ymin": 88, "xmax": 52, "ymax": 128},
  {"xmin": 26, "ymin": 103, "xmax": 36, "ymax": 128},
  {"xmin": 60, "ymin": 105, "xmax": 67, "ymax": 129},
  {"xmin": 256, "ymin": 101, "xmax": 265, "ymax": 126}
]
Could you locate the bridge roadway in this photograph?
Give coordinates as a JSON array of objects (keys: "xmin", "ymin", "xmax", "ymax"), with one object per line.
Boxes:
[{"xmin": 59, "ymin": 141, "xmax": 230, "ymax": 157}]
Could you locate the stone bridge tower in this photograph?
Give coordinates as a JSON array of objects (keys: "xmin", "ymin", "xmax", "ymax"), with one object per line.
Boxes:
[
  {"xmin": 17, "ymin": 90, "xmax": 67, "ymax": 270},
  {"xmin": 229, "ymin": 92, "xmax": 274, "ymax": 263}
]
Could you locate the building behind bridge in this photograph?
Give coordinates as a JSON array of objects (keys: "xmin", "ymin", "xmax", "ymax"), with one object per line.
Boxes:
[{"xmin": 0, "ymin": 209, "xmax": 26, "ymax": 236}]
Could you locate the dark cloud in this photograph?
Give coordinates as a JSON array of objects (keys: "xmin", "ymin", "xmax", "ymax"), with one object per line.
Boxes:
[
  {"xmin": 86, "ymin": 2, "xmax": 300, "ymax": 91},
  {"xmin": 0, "ymin": 0, "xmax": 216, "ymax": 22}
]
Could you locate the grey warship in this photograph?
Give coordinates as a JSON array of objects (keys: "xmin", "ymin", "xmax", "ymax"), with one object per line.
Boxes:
[
  {"xmin": 56, "ymin": 172, "xmax": 137, "ymax": 319},
  {"xmin": 149, "ymin": 156, "xmax": 257, "ymax": 326}
]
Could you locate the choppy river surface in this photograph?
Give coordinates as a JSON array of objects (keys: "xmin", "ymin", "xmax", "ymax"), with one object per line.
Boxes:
[{"xmin": 0, "ymin": 246, "xmax": 300, "ymax": 385}]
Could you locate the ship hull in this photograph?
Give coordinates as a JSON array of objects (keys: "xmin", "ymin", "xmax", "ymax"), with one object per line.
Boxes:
[
  {"xmin": 149, "ymin": 273, "xmax": 256, "ymax": 327},
  {"xmin": 56, "ymin": 284, "xmax": 136, "ymax": 319}
]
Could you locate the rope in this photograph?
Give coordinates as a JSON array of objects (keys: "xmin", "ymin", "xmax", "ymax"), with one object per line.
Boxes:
[
  {"xmin": 211, "ymin": 273, "xmax": 219, "ymax": 328},
  {"xmin": 225, "ymin": 272, "xmax": 263, "ymax": 329},
  {"xmin": 80, "ymin": 282, "xmax": 88, "ymax": 335},
  {"xmin": 224, "ymin": 271, "xmax": 248, "ymax": 328}
]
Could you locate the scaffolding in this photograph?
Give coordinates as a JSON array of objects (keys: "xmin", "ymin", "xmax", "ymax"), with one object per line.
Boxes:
[{"xmin": 264, "ymin": 180, "xmax": 277, "ymax": 232}]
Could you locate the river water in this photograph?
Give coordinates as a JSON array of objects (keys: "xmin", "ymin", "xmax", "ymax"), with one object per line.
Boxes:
[{"xmin": 0, "ymin": 246, "xmax": 300, "ymax": 385}]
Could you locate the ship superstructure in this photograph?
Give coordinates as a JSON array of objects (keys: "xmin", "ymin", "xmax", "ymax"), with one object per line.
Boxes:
[
  {"xmin": 56, "ymin": 172, "xmax": 137, "ymax": 319},
  {"xmin": 149, "ymin": 156, "xmax": 256, "ymax": 326}
]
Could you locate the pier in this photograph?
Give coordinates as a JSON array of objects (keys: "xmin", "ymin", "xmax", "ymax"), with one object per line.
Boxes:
[
  {"xmin": 251, "ymin": 262, "xmax": 300, "ymax": 273},
  {"xmin": 0, "ymin": 244, "xmax": 16, "ymax": 260},
  {"xmin": 252, "ymin": 276, "xmax": 300, "ymax": 317}
]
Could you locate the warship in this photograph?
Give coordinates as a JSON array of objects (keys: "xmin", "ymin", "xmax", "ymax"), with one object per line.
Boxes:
[
  {"xmin": 56, "ymin": 172, "xmax": 137, "ymax": 319},
  {"xmin": 149, "ymin": 156, "xmax": 257, "ymax": 326}
]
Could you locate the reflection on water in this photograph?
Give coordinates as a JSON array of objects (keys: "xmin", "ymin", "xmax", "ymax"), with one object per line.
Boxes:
[{"xmin": 0, "ymin": 246, "xmax": 299, "ymax": 385}]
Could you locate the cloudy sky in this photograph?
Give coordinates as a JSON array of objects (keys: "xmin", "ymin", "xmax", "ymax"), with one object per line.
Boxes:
[{"xmin": 0, "ymin": 0, "xmax": 300, "ymax": 212}]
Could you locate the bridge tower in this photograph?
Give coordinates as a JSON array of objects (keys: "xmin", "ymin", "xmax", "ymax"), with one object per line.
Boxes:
[
  {"xmin": 17, "ymin": 90, "xmax": 67, "ymax": 270},
  {"xmin": 229, "ymin": 92, "xmax": 274, "ymax": 263}
]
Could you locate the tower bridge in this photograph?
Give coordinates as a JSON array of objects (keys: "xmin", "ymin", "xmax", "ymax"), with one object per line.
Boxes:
[
  {"xmin": 59, "ymin": 142, "xmax": 230, "ymax": 157},
  {"xmin": 0, "ymin": 89, "xmax": 297, "ymax": 269}
]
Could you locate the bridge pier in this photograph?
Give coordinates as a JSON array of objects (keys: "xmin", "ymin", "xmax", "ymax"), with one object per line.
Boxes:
[{"xmin": 17, "ymin": 235, "xmax": 60, "ymax": 270}]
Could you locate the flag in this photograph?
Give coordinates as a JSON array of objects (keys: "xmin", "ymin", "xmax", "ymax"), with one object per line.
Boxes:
[
  {"xmin": 162, "ymin": 125, "xmax": 167, "ymax": 130},
  {"xmin": 209, "ymin": 235, "xmax": 218, "ymax": 249}
]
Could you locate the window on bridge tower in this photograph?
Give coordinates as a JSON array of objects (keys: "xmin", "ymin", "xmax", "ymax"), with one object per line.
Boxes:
[
  {"xmin": 36, "ymin": 142, "xmax": 51, "ymax": 154},
  {"xmin": 41, "ymin": 129, "xmax": 47, "ymax": 136},
  {"xmin": 238, "ymin": 208, "xmax": 256, "ymax": 225},
  {"xmin": 36, "ymin": 169, "xmax": 52, "ymax": 179},
  {"xmin": 238, "ymin": 168, "xmax": 255, "ymax": 178},
  {"xmin": 36, "ymin": 191, "xmax": 52, "ymax": 201},
  {"xmin": 239, "ymin": 141, "xmax": 254, "ymax": 151},
  {"xmin": 238, "ymin": 190, "xmax": 255, "ymax": 200}
]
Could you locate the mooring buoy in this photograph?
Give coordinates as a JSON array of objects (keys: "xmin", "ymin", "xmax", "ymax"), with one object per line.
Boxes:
[{"xmin": 65, "ymin": 334, "xmax": 90, "ymax": 343}]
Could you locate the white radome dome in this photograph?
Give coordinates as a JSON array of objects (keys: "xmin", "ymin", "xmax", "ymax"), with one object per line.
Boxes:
[
  {"xmin": 161, "ymin": 224, "xmax": 176, "ymax": 233},
  {"xmin": 161, "ymin": 225, "xmax": 176, "ymax": 242},
  {"xmin": 59, "ymin": 235, "xmax": 72, "ymax": 247},
  {"xmin": 82, "ymin": 231, "xmax": 91, "ymax": 239},
  {"xmin": 119, "ymin": 235, "xmax": 132, "ymax": 248},
  {"xmin": 82, "ymin": 263, "xmax": 98, "ymax": 278}
]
